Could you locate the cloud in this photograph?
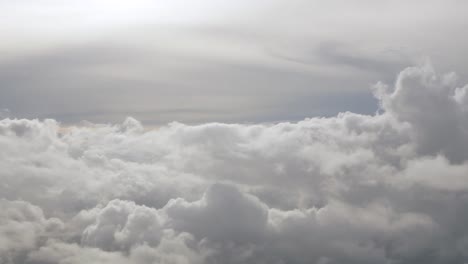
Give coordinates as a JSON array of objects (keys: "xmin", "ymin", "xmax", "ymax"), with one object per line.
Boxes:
[
  {"xmin": 0, "ymin": 200, "xmax": 64, "ymax": 264},
  {"xmin": 2, "ymin": 63, "xmax": 468, "ymax": 263},
  {"xmin": 81, "ymin": 199, "xmax": 162, "ymax": 251},
  {"xmin": 376, "ymin": 63, "xmax": 468, "ymax": 163}
]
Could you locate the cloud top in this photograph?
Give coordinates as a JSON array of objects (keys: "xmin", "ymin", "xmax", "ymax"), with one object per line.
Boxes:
[{"xmin": 2, "ymin": 64, "xmax": 468, "ymax": 263}]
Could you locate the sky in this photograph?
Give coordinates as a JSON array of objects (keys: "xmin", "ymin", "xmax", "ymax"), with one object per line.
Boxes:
[
  {"xmin": 2, "ymin": 1, "xmax": 468, "ymax": 264},
  {"xmin": 1, "ymin": 0, "xmax": 468, "ymax": 124}
]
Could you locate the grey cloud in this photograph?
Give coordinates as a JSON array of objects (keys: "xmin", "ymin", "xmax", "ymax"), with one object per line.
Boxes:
[
  {"xmin": 376, "ymin": 64, "xmax": 468, "ymax": 163},
  {"xmin": 0, "ymin": 200, "xmax": 64, "ymax": 264},
  {"xmin": 315, "ymin": 43, "xmax": 410, "ymax": 78},
  {"xmin": 81, "ymin": 200, "xmax": 162, "ymax": 252},
  {"xmin": 270, "ymin": 41, "xmax": 410, "ymax": 79},
  {"xmin": 2, "ymin": 64, "xmax": 468, "ymax": 263},
  {"xmin": 164, "ymin": 184, "xmax": 268, "ymax": 244}
]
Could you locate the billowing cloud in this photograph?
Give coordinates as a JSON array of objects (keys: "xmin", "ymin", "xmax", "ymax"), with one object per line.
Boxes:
[{"xmin": 2, "ymin": 64, "xmax": 468, "ymax": 263}]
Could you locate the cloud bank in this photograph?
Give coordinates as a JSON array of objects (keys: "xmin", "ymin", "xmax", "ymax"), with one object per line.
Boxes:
[{"xmin": 2, "ymin": 64, "xmax": 468, "ymax": 263}]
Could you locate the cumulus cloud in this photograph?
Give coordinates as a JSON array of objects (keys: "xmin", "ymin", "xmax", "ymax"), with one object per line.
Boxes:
[
  {"xmin": 0, "ymin": 200, "xmax": 63, "ymax": 264},
  {"xmin": 2, "ymin": 64, "xmax": 468, "ymax": 263}
]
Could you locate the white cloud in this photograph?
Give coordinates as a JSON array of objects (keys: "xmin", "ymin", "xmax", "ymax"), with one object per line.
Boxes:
[{"xmin": 2, "ymin": 64, "xmax": 468, "ymax": 263}]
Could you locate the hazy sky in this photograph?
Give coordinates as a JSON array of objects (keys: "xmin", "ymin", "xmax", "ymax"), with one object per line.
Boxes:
[{"xmin": 2, "ymin": 0, "xmax": 468, "ymax": 124}]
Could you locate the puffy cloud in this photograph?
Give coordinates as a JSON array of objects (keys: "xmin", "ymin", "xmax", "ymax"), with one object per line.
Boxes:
[
  {"xmin": 164, "ymin": 184, "xmax": 268, "ymax": 244},
  {"xmin": 1, "ymin": 64, "xmax": 468, "ymax": 263},
  {"xmin": 81, "ymin": 199, "xmax": 162, "ymax": 251},
  {"xmin": 376, "ymin": 63, "xmax": 468, "ymax": 163},
  {"xmin": 0, "ymin": 200, "xmax": 63, "ymax": 264}
]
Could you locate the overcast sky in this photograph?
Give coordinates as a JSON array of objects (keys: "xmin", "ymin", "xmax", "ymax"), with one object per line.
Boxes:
[
  {"xmin": 2, "ymin": 0, "xmax": 468, "ymax": 124},
  {"xmin": 3, "ymin": 2, "xmax": 468, "ymax": 264}
]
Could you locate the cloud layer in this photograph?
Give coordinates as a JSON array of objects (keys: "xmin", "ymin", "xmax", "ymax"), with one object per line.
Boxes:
[{"xmin": 2, "ymin": 64, "xmax": 468, "ymax": 263}]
